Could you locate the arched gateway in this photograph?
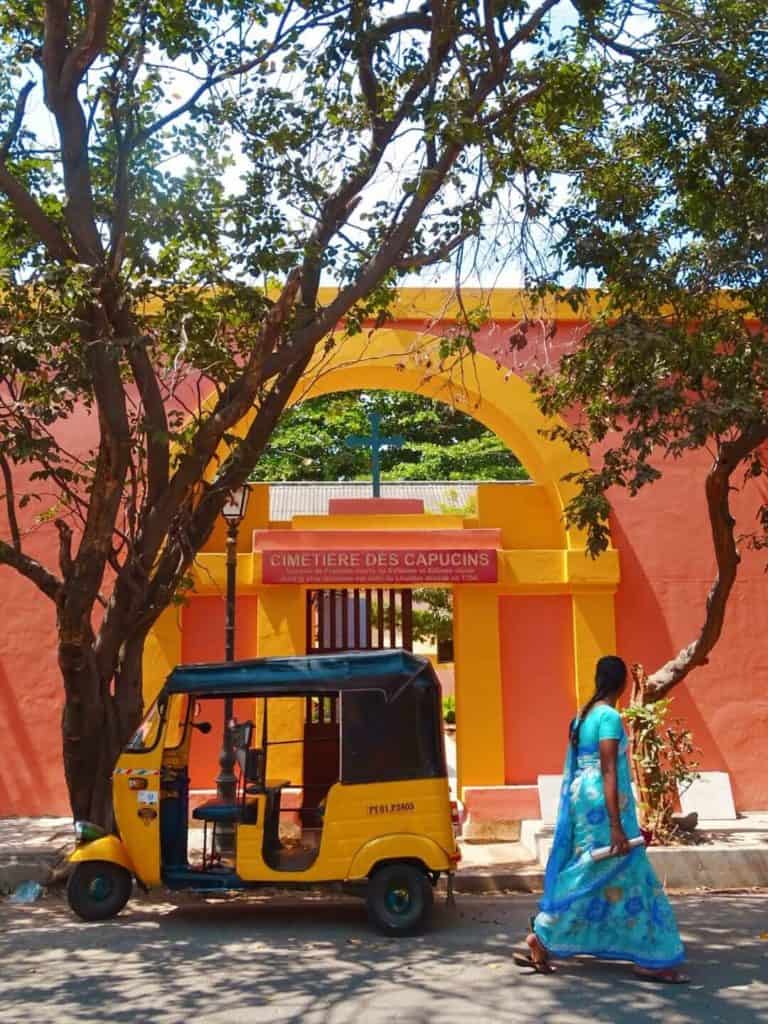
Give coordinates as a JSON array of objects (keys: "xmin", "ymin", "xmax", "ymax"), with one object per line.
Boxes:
[{"xmin": 143, "ymin": 327, "xmax": 620, "ymax": 831}]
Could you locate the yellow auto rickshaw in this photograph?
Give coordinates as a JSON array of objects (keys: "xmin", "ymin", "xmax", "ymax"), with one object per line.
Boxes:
[{"xmin": 67, "ymin": 649, "xmax": 460, "ymax": 934}]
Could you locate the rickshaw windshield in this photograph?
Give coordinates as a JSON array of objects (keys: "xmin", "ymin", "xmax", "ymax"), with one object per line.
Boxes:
[
  {"xmin": 125, "ymin": 697, "xmax": 166, "ymax": 753},
  {"xmin": 165, "ymin": 694, "xmax": 190, "ymax": 750}
]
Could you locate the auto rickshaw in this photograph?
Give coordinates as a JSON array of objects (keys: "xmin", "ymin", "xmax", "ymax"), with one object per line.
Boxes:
[{"xmin": 67, "ymin": 649, "xmax": 460, "ymax": 934}]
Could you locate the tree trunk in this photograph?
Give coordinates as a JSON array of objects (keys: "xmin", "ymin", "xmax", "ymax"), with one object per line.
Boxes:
[
  {"xmin": 628, "ymin": 665, "xmax": 652, "ymax": 824},
  {"xmin": 113, "ymin": 630, "xmax": 148, "ymax": 748},
  {"xmin": 60, "ymin": 632, "xmax": 145, "ymax": 827}
]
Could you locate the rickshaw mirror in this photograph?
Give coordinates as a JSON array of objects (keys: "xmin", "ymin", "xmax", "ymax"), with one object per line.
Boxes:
[{"xmin": 192, "ymin": 720, "xmax": 212, "ymax": 734}]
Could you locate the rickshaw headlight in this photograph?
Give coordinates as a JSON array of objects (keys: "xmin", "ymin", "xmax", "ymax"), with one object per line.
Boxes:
[{"xmin": 74, "ymin": 820, "xmax": 106, "ymax": 845}]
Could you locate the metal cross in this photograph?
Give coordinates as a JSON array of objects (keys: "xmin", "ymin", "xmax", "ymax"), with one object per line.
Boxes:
[{"xmin": 345, "ymin": 411, "xmax": 404, "ymax": 497}]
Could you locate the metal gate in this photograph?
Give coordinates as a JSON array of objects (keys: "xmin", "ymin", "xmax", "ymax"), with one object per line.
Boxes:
[{"xmin": 305, "ymin": 588, "xmax": 413, "ymax": 653}]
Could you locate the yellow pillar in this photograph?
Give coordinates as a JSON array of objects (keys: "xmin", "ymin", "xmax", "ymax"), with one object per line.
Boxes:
[
  {"xmin": 453, "ymin": 586, "xmax": 506, "ymax": 795},
  {"xmin": 256, "ymin": 586, "xmax": 306, "ymax": 782},
  {"xmin": 571, "ymin": 591, "xmax": 617, "ymax": 707},
  {"xmin": 142, "ymin": 606, "xmax": 182, "ymax": 706}
]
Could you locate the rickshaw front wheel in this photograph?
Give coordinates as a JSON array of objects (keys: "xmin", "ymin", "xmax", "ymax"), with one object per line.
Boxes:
[
  {"xmin": 67, "ymin": 861, "xmax": 133, "ymax": 922},
  {"xmin": 366, "ymin": 862, "xmax": 434, "ymax": 936}
]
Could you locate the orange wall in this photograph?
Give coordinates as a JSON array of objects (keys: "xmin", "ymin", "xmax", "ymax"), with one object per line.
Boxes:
[
  {"xmin": 499, "ymin": 596, "xmax": 575, "ymax": 783},
  {"xmin": 610, "ymin": 452, "xmax": 768, "ymax": 809},
  {"xmin": 1, "ymin": 314, "xmax": 768, "ymax": 814},
  {"xmin": 0, "ymin": 574, "xmax": 66, "ymax": 815}
]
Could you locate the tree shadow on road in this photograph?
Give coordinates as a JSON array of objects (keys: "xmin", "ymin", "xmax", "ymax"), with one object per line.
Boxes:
[{"xmin": 0, "ymin": 892, "xmax": 765, "ymax": 1024}]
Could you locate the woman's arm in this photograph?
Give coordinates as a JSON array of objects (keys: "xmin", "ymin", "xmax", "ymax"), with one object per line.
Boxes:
[{"xmin": 599, "ymin": 738, "xmax": 630, "ymax": 856}]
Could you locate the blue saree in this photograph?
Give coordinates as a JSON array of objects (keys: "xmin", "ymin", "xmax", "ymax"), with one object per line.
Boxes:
[{"xmin": 533, "ymin": 704, "xmax": 685, "ymax": 969}]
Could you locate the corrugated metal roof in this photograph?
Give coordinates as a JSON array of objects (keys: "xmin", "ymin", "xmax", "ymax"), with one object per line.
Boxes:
[{"xmin": 267, "ymin": 480, "xmax": 527, "ymax": 520}]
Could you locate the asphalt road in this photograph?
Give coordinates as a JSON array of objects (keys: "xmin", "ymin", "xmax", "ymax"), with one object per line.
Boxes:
[{"xmin": 1, "ymin": 890, "xmax": 766, "ymax": 1024}]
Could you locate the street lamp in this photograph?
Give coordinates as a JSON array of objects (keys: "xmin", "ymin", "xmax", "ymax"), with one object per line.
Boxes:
[{"xmin": 215, "ymin": 484, "xmax": 251, "ymax": 851}]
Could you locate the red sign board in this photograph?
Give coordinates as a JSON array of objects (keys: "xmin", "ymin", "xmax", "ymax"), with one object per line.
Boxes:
[{"xmin": 262, "ymin": 548, "xmax": 498, "ymax": 584}]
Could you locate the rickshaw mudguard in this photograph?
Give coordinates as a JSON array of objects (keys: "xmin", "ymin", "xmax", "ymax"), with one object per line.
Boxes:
[
  {"xmin": 69, "ymin": 835, "xmax": 136, "ymax": 876},
  {"xmin": 345, "ymin": 834, "xmax": 452, "ymax": 881}
]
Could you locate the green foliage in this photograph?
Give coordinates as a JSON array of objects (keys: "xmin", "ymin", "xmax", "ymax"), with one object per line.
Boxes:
[
  {"xmin": 412, "ymin": 588, "xmax": 453, "ymax": 646},
  {"xmin": 437, "ymin": 490, "xmax": 477, "ymax": 516},
  {"xmin": 531, "ymin": 0, "xmax": 768, "ymax": 558},
  {"xmin": 442, "ymin": 695, "xmax": 456, "ymax": 725},
  {"xmin": 250, "ymin": 391, "xmax": 527, "ymax": 482},
  {"xmin": 623, "ymin": 698, "xmax": 700, "ymax": 844}
]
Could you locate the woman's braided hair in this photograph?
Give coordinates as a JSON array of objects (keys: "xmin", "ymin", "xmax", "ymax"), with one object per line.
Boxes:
[{"xmin": 569, "ymin": 655, "xmax": 628, "ymax": 750}]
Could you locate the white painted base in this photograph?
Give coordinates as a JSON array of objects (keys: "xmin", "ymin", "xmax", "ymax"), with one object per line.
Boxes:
[
  {"xmin": 538, "ymin": 775, "xmax": 648, "ymax": 824},
  {"xmin": 537, "ymin": 775, "xmax": 562, "ymax": 824},
  {"xmin": 680, "ymin": 772, "xmax": 737, "ymax": 820}
]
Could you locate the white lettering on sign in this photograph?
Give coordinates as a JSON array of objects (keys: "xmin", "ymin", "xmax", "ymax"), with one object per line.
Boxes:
[{"xmin": 263, "ymin": 548, "xmax": 497, "ymax": 584}]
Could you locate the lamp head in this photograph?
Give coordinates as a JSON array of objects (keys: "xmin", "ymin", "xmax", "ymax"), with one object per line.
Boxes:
[{"xmin": 221, "ymin": 484, "xmax": 251, "ymax": 523}]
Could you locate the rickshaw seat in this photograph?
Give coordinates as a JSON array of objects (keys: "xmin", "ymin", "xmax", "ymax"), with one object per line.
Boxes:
[{"xmin": 192, "ymin": 799, "xmax": 258, "ymax": 825}]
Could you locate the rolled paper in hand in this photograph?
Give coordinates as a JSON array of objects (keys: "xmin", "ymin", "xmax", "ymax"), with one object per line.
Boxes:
[{"xmin": 590, "ymin": 835, "xmax": 646, "ymax": 862}]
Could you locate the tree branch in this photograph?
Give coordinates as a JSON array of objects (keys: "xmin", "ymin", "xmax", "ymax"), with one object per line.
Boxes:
[
  {"xmin": 0, "ymin": 454, "xmax": 21, "ymax": 551},
  {"xmin": 61, "ymin": 0, "xmax": 115, "ymax": 93},
  {"xmin": 57, "ymin": 304, "xmax": 133, "ymax": 628},
  {"xmin": 0, "ymin": 81, "xmax": 36, "ymax": 161},
  {"xmin": 136, "ymin": 270, "xmax": 303, "ymax": 568},
  {"xmin": 590, "ymin": 27, "xmax": 648, "ymax": 60},
  {"xmin": 140, "ymin": 340, "xmax": 314, "ymax": 629},
  {"xmin": 272, "ymin": 12, "xmax": 524, "ymax": 374},
  {"xmin": 0, "ymin": 79, "xmax": 77, "ymax": 262},
  {"xmin": 353, "ymin": 3, "xmax": 380, "ymax": 124},
  {"xmin": 395, "ymin": 229, "xmax": 472, "ymax": 272},
  {"xmin": 100, "ymin": 282, "xmax": 169, "ymax": 504},
  {"xmin": 0, "ymin": 165, "xmax": 77, "ymax": 262},
  {"xmin": 483, "ymin": 0, "xmax": 503, "ymax": 71},
  {"xmin": 646, "ymin": 423, "xmax": 768, "ymax": 699},
  {"xmin": 504, "ymin": 0, "xmax": 561, "ymax": 53},
  {"xmin": 55, "ymin": 517, "xmax": 74, "ymax": 577},
  {"xmin": 297, "ymin": 12, "xmax": 459, "ymax": 311},
  {"xmin": 131, "ymin": 2, "xmax": 301, "ymax": 150},
  {"xmin": 42, "ymin": 1, "xmax": 105, "ymax": 262},
  {"xmin": 0, "ymin": 537, "xmax": 62, "ymax": 602},
  {"xmin": 368, "ymin": 10, "xmax": 432, "ymax": 43}
]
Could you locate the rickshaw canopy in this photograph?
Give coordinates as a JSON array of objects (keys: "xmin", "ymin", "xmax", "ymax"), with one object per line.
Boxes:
[{"xmin": 164, "ymin": 649, "xmax": 438, "ymax": 698}]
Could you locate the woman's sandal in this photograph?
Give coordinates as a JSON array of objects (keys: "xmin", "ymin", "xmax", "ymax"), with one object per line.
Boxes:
[
  {"xmin": 633, "ymin": 967, "xmax": 690, "ymax": 984},
  {"xmin": 513, "ymin": 933, "xmax": 556, "ymax": 974}
]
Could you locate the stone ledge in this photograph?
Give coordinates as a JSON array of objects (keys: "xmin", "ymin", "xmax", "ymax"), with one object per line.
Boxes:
[
  {"xmin": 519, "ymin": 818, "xmax": 768, "ymax": 891},
  {"xmin": 0, "ymin": 849, "xmax": 61, "ymax": 893},
  {"xmin": 442, "ymin": 865, "xmax": 545, "ymax": 894}
]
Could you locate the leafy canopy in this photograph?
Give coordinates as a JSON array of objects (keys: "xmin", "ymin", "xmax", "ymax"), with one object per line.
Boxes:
[
  {"xmin": 250, "ymin": 390, "xmax": 527, "ymax": 482},
  {"xmin": 531, "ymin": 0, "xmax": 768, "ymax": 694}
]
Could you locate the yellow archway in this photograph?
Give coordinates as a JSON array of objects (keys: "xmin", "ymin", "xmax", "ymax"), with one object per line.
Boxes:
[
  {"xmin": 283, "ymin": 327, "xmax": 586, "ymax": 548},
  {"xmin": 143, "ymin": 323, "xmax": 620, "ymax": 803}
]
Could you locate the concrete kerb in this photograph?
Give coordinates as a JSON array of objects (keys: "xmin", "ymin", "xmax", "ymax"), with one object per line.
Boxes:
[
  {"xmin": 0, "ymin": 818, "xmax": 72, "ymax": 895},
  {"xmin": 520, "ymin": 814, "xmax": 768, "ymax": 892},
  {"xmin": 3, "ymin": 815, "xmax": 767, "ymax": 900}
]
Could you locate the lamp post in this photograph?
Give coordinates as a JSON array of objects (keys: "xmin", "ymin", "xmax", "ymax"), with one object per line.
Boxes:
[{"xmin": 215, "ymin": 484, "xmax": 250, "ymax": 851}]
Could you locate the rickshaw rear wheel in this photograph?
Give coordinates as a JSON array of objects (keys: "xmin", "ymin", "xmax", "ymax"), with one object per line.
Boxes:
[
  {"xmin": 366, "ymin": 862, "xmax": 433, "ymax": 936},
  {"xmin": 67, "ymin": 861, "xmax": 133, "ymax": 922}
]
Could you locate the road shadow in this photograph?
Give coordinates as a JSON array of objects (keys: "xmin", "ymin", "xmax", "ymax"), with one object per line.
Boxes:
[{"xmin": 0, "ymin": 892, "xmax": 766, "ymax": 1023}]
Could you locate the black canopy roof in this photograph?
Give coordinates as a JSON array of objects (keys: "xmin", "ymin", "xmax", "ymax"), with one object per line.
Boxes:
[{"xmin": 164, "ymin": 649, "xmax": 438, "ymax": 698}]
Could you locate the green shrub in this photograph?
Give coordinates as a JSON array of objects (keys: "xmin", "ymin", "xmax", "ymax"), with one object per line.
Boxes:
[
  {"xmin": 624, "ymin": 694, "xmax": 699, "ymax": 844},
  {"xmin": 442, "ymin": 695, "xmax": 456, "ymax": 725}
]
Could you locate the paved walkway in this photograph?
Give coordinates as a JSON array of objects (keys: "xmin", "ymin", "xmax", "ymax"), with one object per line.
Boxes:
[
  {"xmin": 0, "ymin": 817, "xmax": 72, "ymax": 852},
  {"xmin": 3, "ymin": 813, "xmax": 768, "ymax": 893},
  {"xmin": 1, "ymin": 890, "xmax": 766, "ymax": 1023}
]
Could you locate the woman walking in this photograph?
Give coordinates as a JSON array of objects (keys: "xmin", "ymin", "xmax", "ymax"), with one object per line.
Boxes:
[{"xmin": 519, "ymin": 656, "xmax": 688, "ymax": 982}]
